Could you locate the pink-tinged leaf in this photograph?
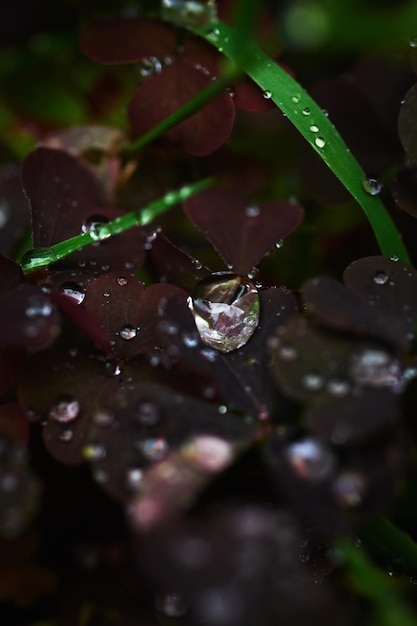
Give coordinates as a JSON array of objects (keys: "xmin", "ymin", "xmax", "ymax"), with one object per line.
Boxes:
[
  {"xmin": 0, "ymin": 285, "xmax": 61, "ymax": 349},
  {"xmin": 79, "ymin": 19, "xmax": 176, "ymax": 64},
  {"xmin": 0, "ymin": 402, "xmax": 30, "ymax": 447},
  {"xmin": 128, "ymin": 60, "xmax": 235, "ymax": 156},
  {"xmin": 84, "ymin": 272, "xmax": 187, "ymax": 360},
  {"xmin": 183, "ymin": 188, "xmax": 304, "ymax": 274},
  {"xmin": 18, "ymin": 351, "xmax": 118, "ymax": 465}
]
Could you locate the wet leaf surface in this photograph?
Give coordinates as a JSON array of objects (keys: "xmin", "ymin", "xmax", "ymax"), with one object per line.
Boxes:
[
  {"xmin": 128, "ymin": 60, "xmax": 235, "ymax": 156},
  {"xmin": 0, "ymin": 166, "xmax": 31, "ymax": 257},
  {"xmin": 18, "ymin": 351, "xmax": 118, "ymax": 465},
  {"xmin": 183, "ymin": 188, "xmax": 303, "ymax": 274}
]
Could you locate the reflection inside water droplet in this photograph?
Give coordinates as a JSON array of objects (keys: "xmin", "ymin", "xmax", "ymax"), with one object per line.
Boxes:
[
  {"xmin": 188, "ymin": 273, "xmax": 260, "ymax": 353},
  {"xmin": 362, "ymin": 175, "xmax": 383, "ymax": 196},
  {"xmin": 49, "ymin": 396, "xmax": 80, "ymax": 423},
  {"xmin": 60, "ymin": 282, "xmax": 85, "ymax": 304},
  {"xmin": 373, "ymin": 271, "xmax": 389, "ymax": 285},
  {"xmin": 120, "ymin": 325, "xmax": 137, "ymax": 340},
  {"xmin": 82, "ymin": 215, "xmax": 111, "ymax": 241}
]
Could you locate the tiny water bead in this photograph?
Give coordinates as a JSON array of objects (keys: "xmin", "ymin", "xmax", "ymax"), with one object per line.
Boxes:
[
  {"xmin": 373, "ymin": 270, "xmax": 389, "ymax": 285},
  {"xmin": 362, "ymin": 175, "xmax": 383, "ymax": 196},
  {"xmin": 188, "ymin": 273, "xmax": 260, "ymax": 353},
  {"xmin": 302, "ymin": 372, "xmax": 324, "ymax": 392},
  {"xmin": 49, "ymin": 396, "xmax": 80, "ymax": 423},
  {"xmin": 263, "ymin": 90, "xmax": 272, "ymax": 100},
  {"xmin": 332, "ymin": 471, "xmax": 367, "ymax": 508},
  {"xmin": 276, "ymin": 341, "xmax": 298, "ymax": 362},
  {"xmin": 117, "ymin": 276, "xmax": 128, "ymax": 286},
  {"xmin": 314, "ymin": 137, "xmax": 326, "ymax": 149},
  {"xmin": 309, "ymin": 124, "xmax": 319, "ymax": 133},
  {"xmin": 302, "ymin": 107, "xmax": 311, "ymax": 116},
  {"xmin": 119, "ymin": 325, "xmax": 138, "ymax": 340}
]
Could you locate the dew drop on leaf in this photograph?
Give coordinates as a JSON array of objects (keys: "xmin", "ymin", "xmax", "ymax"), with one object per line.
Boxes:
[
  {"xmin": 60, "ymin": 282, "xmax": 85, "ymax": 304},
  {"xmin": 119, "ymin": 325, "xmax": 138, "ymax": 340},
  {"xmin": 350, "ymin": 348, "xmax": 403, "ymax": 390},
  {"xmin": 332, "ymin": 471, "xmax": 366, "ymax": 508},
  {"xmin": 362, "ymin": 175, "xmax": 383, "ymax": 196},
  {"xmin": 373, "ymin": 271, "xmax": 389, "ymax": 285},
  {"xmin": 285, "ymin": 438, "xmax": 335, "ymax": 483},
  {"xmin": 326, "ymin": 379, "xmax": 350, "ymax": 398},
  {"xmin": 244, "ymin": 204, "xmax": 260, "ymax": 217},
  {"xmin": 137, "ymin": 437, "xmax": 168, "ymax": 461},
  {"xmin": 117, "ymin": 276, "xmax": 128, "ymax": 286},
  {"xmin": 49, "ymin": 396, "xmax": 80, "ymax": 423},
  {"xmin": 314, "ymin": 137, "xmax": 326, "ymax": 148},
  {"xmin": 126, "ymin": 467, "xmax": 143, "ymax": 490},
  {"xmin": 302, "ymin": 372, "xmax": 324, "ymax": 392},
  {"xmin": 188, "ymin": 273, "xmax": 260, "ymax": 353},
  {"xmin": 82, "ymin": 215, "xmax": 111, "ymax": 241},
  {"xmin": 263, "ymin": 90, "xmax": 272, "ymax": 100},
  {"xmin": 155, "ymin": 591, "xmax": 188, "ymax": 618}
]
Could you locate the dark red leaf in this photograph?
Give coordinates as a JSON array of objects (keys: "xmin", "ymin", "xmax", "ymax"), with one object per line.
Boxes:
[
  {"xmin": 0, "ymin": 255, "xmax": 23, "ymax": 295},
  {"xmin": 0, "ymin": 166, "xmax": 31, "ymax": 257},
  {"xmin": 18, "ymin": 351, "xmax": 118, "ymax": 465},
  {"xmin": 391, "ymin": 166, "xmax": 417, "ymax": 217},
  {"xmin": 0, "ymin": 285, "xmax": 61, "ymax": 349},
  {"xmin": 343, "ymin": 256, "xmax": 417, "ymax": 351},
  {"xmin": 398, "ymin": 83, "xmax": 417, "ymax": 165},
  {"xmin": 233, "ymin": 76, "xmax": 277, "ymax": 112},
  {"xmin": 79, "ymin": 19, "xmax": 176, "ymax": 64},
  {"xmin": 0, "ymin": 348, "xmax": 25, "ymax": 395},
  {"xmin": 128, "ymin": 60, "xmax": 235, "ymax": 157},
  {"xmin": 183, "ymin": 188, "xmax": 303, "ymax": 274}
]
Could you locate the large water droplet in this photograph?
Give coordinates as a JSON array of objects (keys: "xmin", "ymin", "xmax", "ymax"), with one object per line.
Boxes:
[
  {"xmin": 314, "ymin": 137, "xmax": 326, "ymax": 148},
  {"xmin": 285, "ymin": 438, "xmax": 335, "ymax": 483},
  {"xmin": 362, "ymin": 175, "xmax": 383, "ymax": 196},
  {"xmin": 161, "ymin": 0, "xmax": 217, "ymax": 26},
  {"xmin": 188, "ymin": 273, "xmax": 260, "ymax": 353},
  {"xmin": 49, "ymin": 396, "xmax": 80, "ymax": 423},
  {"xmin": 350, "ymin": 347, "xmax": 403, "ymax": 390}
]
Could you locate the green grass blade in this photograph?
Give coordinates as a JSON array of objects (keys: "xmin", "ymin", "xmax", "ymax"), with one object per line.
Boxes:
[
  {"xmin": 186, "ymin": 20, "xmax": 410, "ymax": 263},
  {"xmin": 20, "ymin": 177, "xmax": 214, "ymax": 275}
]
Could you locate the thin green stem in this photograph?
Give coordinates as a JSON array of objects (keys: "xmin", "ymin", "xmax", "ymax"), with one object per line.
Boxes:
[
  {"xmin": 187, "ymin": 20, "xmax": 410, "ymax": 263},
  {"xmin": 125, "ymin": 63, "xmax": 242, "ymax": 155},
  {"xmin": 20, "ymin": 177, "xmax": 214, "ymax": 275}
]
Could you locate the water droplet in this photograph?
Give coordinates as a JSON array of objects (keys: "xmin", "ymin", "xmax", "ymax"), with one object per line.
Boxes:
[
  {"xmin": 373, "ymin": 270, "xmax": 389, "ymax": 285},
  {"xmin": 117, "ymin": 276, "xmax": 128, "ymax": 286},
  {"xmin": 362, "ymin": 175, "xmax": 383, "ymax": 196},
  {"xmin": 136, "ymin": 402, "xmax": 160, "ymax": 426},
  {"xmin": 181, "ymin": 435, "xmax": 233, "ymax": 472},
  {"xmin": 275, "ymin": 239, "xmax": 284, "ymax": 249},
  {"xmin": 126, "ymin": 467, "xmax": 143, "ymax": 490},
  {"xmin": 326, "ymin": 379, "xmax": 350, "ymax": 397},
  {"xmin": 60, "ymin": 282, "xmax": 85, "ymax": 304},
  {"xmin": 263, "ymin": 90, "xmax": 272, "ymax": 100},
  {"xmin": 285, "ymin": 438, "xmax": 335, "ymax": 483},
  {"xmin": 59, "ymin": 429, "xmax": 74, "ymax": 442},
  {"xmin": 244, "ymin": 204, "xmax": 260, "ymax": 217},
  {"xmin": 390, "ymin": 254, "xmax": 399, "ymax": 262},
  {"xmin": 291, "ymin": 94, "xmax": 300, "ymax": 103},
  {"xmin": 120, "ymin": 325, "xmax": 137, "ymax": 340},
  {"xmin": 276, "ymin": 342, "xmax": 298, "ymax": 362},
  {"xmin": 314, "ymin": 137, "xmax": 326, "ymax": 148},
  {"xmin": 332, "ymin": 471, "xmax": 366, "ymax": 508},
  {"xmin": 161, "ymin": 0, "xmax": 217, "ymax": 26},
  {"xmin": 350, "ymin": 347, "xmax": 403, "ymax": 390},
  {"xmin": 21, "ymin": 247, "xmax": 58, "ymax": 272},
  {"xmin": 188, "ymin": 273, "xmax": 260, "ymax": 353},
  {"xmin": 139, "ymin": 56, "xmax": 162, "ymax": 77},
  {"xmin": 82, "ymin": 215, "xmax": 111, "ymax": 241},
  {"xmin": 302, "ymin": 107, "xmax": 311, "ymax": 116},
  {"xmin": 105, "ymin": 361, "xmax": 122, "ymax": 377},
  {"xmin": 302, "ymin": 372, "xmax": 324, "ymax": 391},
  {"xmin": 309, "ymin": 124, "xmax": 319, "ymax": 133},
  {"xmin": 155, "ymin": 591, "xmax": 188, "ymax": 617},
  {"xmin": 49, "ymin": 396, "xmax": 80, "ymax": 423},
  {"xmin": 409, "ymin": 36, "xmax": 417, "ymax": 48},
  {"xmin": 138, "ymin": 438, "xmax": 168, "ymax": 461},
  {"xmin": 182, "ymin": 331, "xmax": 199, "ymax": 348},
  {"xmin": 83, "ymin": 443, "xmax": 106, "ymax": 460}
]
